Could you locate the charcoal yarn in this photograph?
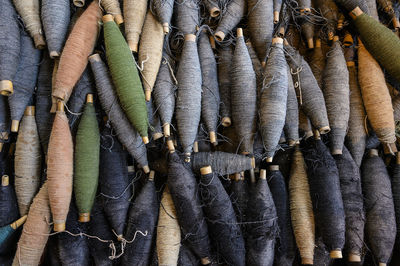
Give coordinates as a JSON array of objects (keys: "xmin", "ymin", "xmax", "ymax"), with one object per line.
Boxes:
[
  {"xmin": 191, "ymin": 151, "xmax": 253, "ymax": 175},
  {"xmin": 322, "ymin": 39, "xmax": 350, "ymax": 155},
  {"xmin": 199, "ymin": 31, "xmax": 220, "ymax": 145},
  {"xmin": 0, "ymin": 175, "xmax": 19, "ymax": 227},
  {"xmin": 0, "ymin": 0, "xmax": 20, "ymax": 96},
  {"xmin": 231, "ymin": 30, "xmax": 257, "ymax": 154},
  {"xmin": 284, "ymin": 65, "xmax": 299, "ymax": 146},
  {"xmin": 217, "ymin": 45, "xmax": 233, "ymax": 126},
  {"xmin": 392, "ymin": 153, "xmax": 400, "ymax": 242},
  {"xmin": 361, "ymin": 150, "xmax": 396, "ymax": 264},
  {"xmin": 230, "ymin": 175, "xmax": 248, "ymax": 225},
  {"xmin": 199, "ymin": 166, "xmax": 245, "ymax": 265},
  {"xmin": 89, "ymin": 54, "xmax": 149, "ymax": 170},
  {"xmin": 335, "ymin": 0, "xmax": 369, "ymax": 13},
  {"xmin": 246, "ymin": 41, "xmax": 264, "ymax": 98},
  {"xmin": 175, "ymin": 34, "xmax": 202, "ymax": 158},
  {"xmin": 334, "ymin": 146, "xmax": 365, "ymax": 261},
  {"xmin": 9, "ymin": 29, "xmax": 41, "ymax": 130},
  {"xmin": 259, "ymin": 39, "xmax": 288, "ymax": 161},
  {"xmin": 150, "ymin": 0, "xmax": 174, "ymax": 33},
  {"xmin": 176, "ymin": 0, "xmax": 200, "ymax": 34},
  {"xmin": 41, "ymin": 0, "xmax": 70, "ymax": 58}
]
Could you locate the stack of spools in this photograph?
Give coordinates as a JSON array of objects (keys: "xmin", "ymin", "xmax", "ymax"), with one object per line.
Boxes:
[{"xmin": 2, "ymin": 0, "xmax": 400, "ymax": 265}]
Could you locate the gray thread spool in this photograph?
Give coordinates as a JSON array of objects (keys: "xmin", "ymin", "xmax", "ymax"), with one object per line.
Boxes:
[
  {"xmin": 0, "ymin": 0, "xmax": 21, "ymax": 96},
  {"xmin": 231, "ymin": 28, "xmax": 257, "ymax": 154},
  {"xmin": 214, "ymin": 0, "xmax": 246, "ymax": 41},
  {"xmin": 35, "ymin": 53, "xmax": 55, "ymax": 156},
  {"xmin": 9, "ymin": 28, "xmax": 41, "ymax": 133},
  {"xmin": 322, "ymin": 38, "xmax": 349, "ymax": 155},
  {"xmin": 41, "ymin": 0, "xmax": 71, "ymax": 58},
  {"xmin": 153, "ymin": 52, "xmax": 176, "ymax": 137},
  {"xmin": 285, "ymin": 43, "xmax": 330, "ymax": 134},
  {"xmin": 151, "ymin": 0, "xmax": 174, "ymax": 33},
  {"xmin": 273, "ymin": 0, "xmax": 282, "ymax": 23},
  {"xmin": 246, "ymin": 41, "xmax": 264, "ymax": 103},
  {"xmin": 176, "ymin": 0, "xmax": 200, "ymax": 35},
  {"xmin": 365, "ymin": 0, "xmax": 379, "ymax": 20},
  {"xmin": 284, "ymin": 64, "xmax": 299, "ymax": 146},
  {"xmin": 199, "ymin": 31, "xmax": 220, "ymax": 146},
  {"xmin": 217, "ymin": 45, "xmax": 233, "ymax": 127},
  {"xmin": 247, "ymin": 0, "xmax": 274, "ymax": 64},
  {"xmin": 176, "ymin": 34, "xmax": 202, "ymax": 161},
  {"xmin": 309, "ymin": 39, "xmax": 325, "ymax": 89},
  {"xmin": 334, "ymin": 0, "xmax": 370, "ymax": 13},
  {"xmin": 203, "ymin": 0, "xmax": 220, "ymax": 17},
  {"xmin": 259, "ymin": 37, "xmax": 288, "ymax": 162},
  {"xmin": 89, "ymin": 54, "xmax": 149, "ymax": 173},
  {"xmin": 146, "ymin": 98, "xmax": 163, "ymax": 140}
]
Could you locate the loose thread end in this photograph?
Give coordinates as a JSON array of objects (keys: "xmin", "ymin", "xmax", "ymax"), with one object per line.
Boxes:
[{"xmin": 0, "ymin": 80, "xmax": 13, "ymax": 96}]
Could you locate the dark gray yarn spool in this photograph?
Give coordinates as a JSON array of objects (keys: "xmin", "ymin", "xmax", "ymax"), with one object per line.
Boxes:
[
  {"xmin": 176, "ymin": 0, "xmax": 200, "ymax": 34},
  {"xmin": 89, "ymin": 55, "xmax": 148, "ymax": 168},
  {"xmin": 196, "ymin": 124, "xmax": 212, "ymax": 152},
  {"xmin": 35, "ymin": 53, "xmax": 55, "ymax": 155},
  {"xmin": 151, "ymin": 0, "xmax": 174, "ymax": 27},
  {"xmin": 334, "ymin": 0, "xmax": 370, "ymax": 13},
  {"xmin": 284, "ymin": 64, "xmax": 299, "ymax": 145},
  {"xmin": 231, "ymin": 33, "xmax": 257, "ymax": 154},
  {"xmin": 41, "ymin": 0, "xmax": 71, "ymax": 57},
  {"xmin": 246, "ymin": 41, "xmax": 264, "ymax": 104},
  {"xmin": 8, "ymin": 28, "xmax": 41, "ymax": 124},
  {"xmin": 176, "ymin": 36, "xmax": 202, "ymax": 157},
  {"xmin": 152, "ymin": 52, "xmax": 176, "ymax": 132},
  {"xmin": 214, "ymin": 0, "xmax": 246, "ymax": 40},
  {"xmin": 259, "ymin": 41, "xmax": 288, "ymax": 160},
  {"xmin": 361, "ymin": 151, "xmax": 397, "ymax": 264},
  {"xmin": 274, "ymin": 0, "xmax": 282, "ymax": 12},
  {"xmin": 217, "ymin": 45, "xmax": 233, "ymax": 124},
  {"xmin": 285, "ymin": 44, "xmax": 330, "ymax": 133},
  {"xmin": 247, "ymin": 0, "xmax": 274, "ymax": 63},
  {"xmin": 0, "ymin": 0, "xmax": 21, "ymax": 86},
  {"xmin": 146, "ymin": 98, "xmax": 163, "ymax": 139},
  {"xmin": 198, "ymin": 31, "xmax": 220, "ymax": 143},
  {"xmin": 323, "ymin": 40, "xmax": 349, "ymax": 155},
  {"xmin": 0, "ymin": 96, "xmax": 10, "ymax": 143},
  {"xmin": 191, "ymin": 151, "xmax": 253, "ymax": 175},
  {"xmin": 308, "ymin": 40, "xmax": 325, "ymax": 89}
]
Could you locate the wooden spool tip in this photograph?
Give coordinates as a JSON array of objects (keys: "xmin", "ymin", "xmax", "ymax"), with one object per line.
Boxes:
[
  {"xmin": 89, "ymin": 53, "xmax": 101, "ymax": 62},
  {"xmin": 201, "ymin": 257, "xmax": 211, "ymax": 265},
  {"xmin": 209, "ymin": 131, "xmax": 217, "ymax": 146},
  {"xmin": 307, "ymin": 38, "xmax": 314, "ymax": 49},
  {"xmin": 33, "ymin": 34, "xmax": 46, "ymax": 50},
  {"xmin": 24, "ymin": 106, "xmax": 35, "ymax": 116},
  {"xmin": 347, "ymin": 61, "xmax": 355, "ymax": 67},
  {"xmin": 193, "ymin": 141, "xmax": 199, "ymax": 152},
  {"xmin": 162, "ymin": 23, "xmax": 169, "ymax": 34},
  {"xmin": 348, "ymin": 253, "xmax": 361, "ymax": 262},
  {"xmin": 49, "ymin": 51, "xmax": 60, "ymax": 58},
  {"xmin": 343, "ymin": 33, "xmax": 353, "ymax": 47},
  {"xmin": 301, "ymin": 258, "xmax": 313, "ymax": 265},
  {"xmin": 266, "ymin": 157, "xmax": 273, "ymax": 163},
  {"xmin": 350, "ymin": 6, "xmax": 363, "ymax": 19},
  {"xmin": 2, "ymin": 175, "xmax": 9, "ymax": 186},
  {"xmin": 331, "ymin": 149, "xmax": 342, "ymax": 155},
  {"xmin": 328, "ymin": 32, "xmax": 334, "ymax": 41},
  {"xmin": 86, "ymin": 94, "xmax": 93, "ymax": 103},
  {"xmin": 128, "ymin": 40, "xmax": 138, "ymax": 53},
  {"xmin": 73, "ymin": 0, "xmax": 84, "ymax": 7},
  {"xmin": 167, "ymin": 140, "xmax": 175, "ymax": 152},
  {"xmin": 221, "ymin": 117, "xmax": 231, "ymax": 127},
  {"xmin": 251, "ymin": 157, "xmax": 256, "ymax": 168},
  {"xmin": 269, "ymin": 165, "xmax": 279, "ymax": 171},
  {"xmin": 145, "ymin": 90, "xmax": 152, "ymax": 102},
  {"xmin": 215, "ymin": 31, "xmax": 225, "ymax": 41},
  {"xmin": 79, "ymin": 213, "xmax": 90, "ymax": 223},
  {"xmin": 11, "ymin": 215, "xmax": 28, "ymax": 230},
  {"xmin": 234, "ymin": 172, "xmax": 244, "ymax": 181},
  {"xmin": 279, "ymin": 27, "xmax": 285, "ymax": 36},
  {"xmin": 272, "ymin": 37, "xmax": 284, "ymax": 44},
  {"xmin": 184, "ymin": 153, "xmax": 191, "ymax": 162},
  {"xmin": 288, "ymin": 139, "xmax": 297, "ymax": 146},
  {"xmin": 330, "ymin": 250, "xmax": 342, "ymax": 259},
  {"xmin": 142, "ymin": 136, "xmax": 149, "ymax": 144},
  {"xmin": 163, "ymin": 124, "xmax": 170, "ymax": 137},
  {"xmin": 149, "ymin": 170, "xmax": 155, "ymax": 181},
  {"xmin": 0, "ymin": 142, "xmax": 3, "ymax": 152},
  {"xmin": 319, "ymin": 126, "xmax": 330, "ymax": 134},
  {"xmin": 236, "ymin": 28, "xmax": 243, "ymax": 37},
  {"xmin": 209, "ymin": 35, "xmax": 216, "ymax": 49},
  {"xmin": 153, "ymin": 132, "xmax": 163, "ymax": 140},
  {"xmin": 143, "ymin": 165, "xmax": 150, "ymax": 174},
  {"xmin": 333, "ymin": 35, "xmax": 339, "ymax": 42},
  {"xmin": 53, "ymin": 222, "xmax": 66, "ymax": 232},
  {"xmin": 273, "ymin": 11, "xmax": 279, "ymax": 24},
  {"xmin": 379, "ymin": 263, "xmax": 387, "ymax": 266},
  {"xmin": 56, "ymin": 101, "xmax": 64, "ymax": 112},
  {"xmin": 200, "ymin": 165, "xmax": 212, "ymax": 175},
  {"xmin": 369, "ymin": 149, "xmax": 379, "ymax": 157},
  {"xmin": 114, "ymin": 14, "xmax": 124, "ymax": 25},
  {"xmin": 11, "ymin": 120, "xmax": 19, "ymax": 133},
  {"xmin": 210, "ymin": 7, "xmax": 220, "ymax": 17},
  {"xmin": 0, "ymin": 80, "xmax": 13, "ymax": 96},
  {"xmin": 314, "ymin": 130, "xmax": 321, "ymax": 140},
  {"xmin": 260, "ymin": 169, "xmax": 267, "ymax": 180},
  {"xmin": 396, "ymin": 152, "xmax": 400, "ymax": 164},
  {"xmin": 185, "ymin": 34, "xmax": 196, "ymax": 42},
  {"xmin": 261, "ymin": 61, "xmax": 266, "ymax": 68},
  {"xmin": 102, "ymin": 14, "xmax": 114, "ymax": 23}
]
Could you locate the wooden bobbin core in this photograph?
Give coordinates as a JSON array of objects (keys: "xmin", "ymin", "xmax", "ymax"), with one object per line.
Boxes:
[
  {"xmin": 79, "ymin": 213, "xmax": 90, "ymax": 223},
  {"xmin": 319, "ymin": 126, "xmax": 330, "ymax": 134},
  {"xmin": 162, "ymin": 23, "xmax": 169, "ymax": 34},
  {"xmin": 142, "ymin": 136, "xmax": 149, "ymax": 144},
  {"xmin": 209, "ymin": 35, "xmax": 216, "ymax": 49},
  {"xmin": 193, "ymin": 141, "xmax": 199, "ymax": 153},
  {"xmin": 25, "ymin": 106, "xmax": 35, "ymax": 116},
  {"xmin": 348, "ymin": 253, "xmax": 361, "ymax": 262},
  {"xmin": 270, "ymin": 165, "xmax": 279, "ymax": 171},
  {"xmin": 185, "ymin": 153, "xmax": 191, "ymax": 162},
  {"xmin": 73, "ymin": 0, "xmax": 85, "ymax": 7},
  {"xmin": 200, "ymin": 165, "xmax": 212, "ymax": 175},
  {"xmin": 369, "ymin": 149, "xmax": 379, "ymax": 157},
  {"xmin": 343, "ymin": 33, "xmax": 353, "ymax": 47},
  {"xmin": 128, "ymin": 40, "xmax": 138, "ymax": 53},
  {"xmin": 221, "ymin": 117, "xmax": 231, "ymax": 127},
  {"xmin": 215, "ymin": 31, "xmax": 225, "ymax": 42},
  {"xmin": 249, "ymin": 168, "xmax": 256, "ymax": 183},
  {"xmin": 49, "ymin": 51, "xmax": 60, "ymax": 59},
  {"xmin": 145, "ymin": 90, "xmax": 151, "ymax": 102},
  {"xmin": 153, "ymin": 132, "xmax": 163, "ymax": 140},
  {"xmin": 251, "ymin": 157, "xmax": 256, "ymax": 168},
  {"xmin": 209, "ymin": 131, "xmax": 217, "ymax": 146},
  {"xmin": 331, "ymin": 149, "xmax": 343, "ymax": 155},
  {"xmin": 185, "ymin": 34, "xmax": 196, "ymax": 42},
  {"xmin": 237, "ymin": 28, "xmax": 243, "ymax": 37},
  {"xmin": 163, "ymin": 124, "xmax": 171, "ymax": 137},
  {"xmin": 201, "ymin": 257, "xmax": 211, "ymax": 265},
  {"xmin": 328, "ymin": 32, "xmax": 334, "ymax": 41},
  {"xmin": 272, "ymin": 37, "xmax": 284, "ymax": 44},
  {"xmin": 288, "ymin": 139, "xmax": 297, "ymax": 146},
  {"xmin": 143, "ymin": 165, "xmax": 150, "ymax": 174},
  {"xmin": 266, "ymin": 157, "xmax": 273, "ymax": 163},
  {"xmin": 330, "ymin": 249, "xmax": 342, "ymax": 259},
  {"xmin": 102, "ymin": 14, "xmax": 114, "ymax": 23},
  {"xmin": 0, "ymin": 143, "xmax": 3, "ymax": 152},
  {"xmin": 301, "ymin": 258, "xmax": 313, "ymax": 265},
  {"xmin": 2, "ymin": 175, "xmax": 9, "ymax": 186},
  {"xmin": 11, "ymin": 215, "xmax": 28, "ymax": 230},
  {"xmin": 379, "ymin": 263, "xmax": 386, "ymax": 266},
  {"xmin": 396, "ymin": 152, "xmax": 400, "ymax": 164},
  {"xmin": 259, "ymin": 169, "xmax": 267, "ymax": 180},
  {"xmin": 56, "ymin": 100, "xmax": 65, "ymax": 112},
  {"xmin": 0, "ymin": 80, "xmax": 13, "ymax": 96},
  {"xmin": 234, "ymin": 172, "xmax": 244, "ymax": 181},
  {"xmin": 314, "ymin": 130, "xmax": 321, "ymax": 140},
  {"xmin": 307, "ymin": 38, "xmax": 314, "ymax": 49},
  {"xmin": 54, "ymin": 222, "xmax": 66, "ymax": 232},
  {"xmin": 333, "ymin": 36, "xmax": 339, "ymax": 43},
  {"xmin": 350, "ymin": 6, "xmax": 363, "ymax": 19},
  {"xmin": 383, "ymin": 142, "xmax": 397, "ymax": 154},
  {"xmin": 11, "ymin": 120, "xmax": 19, "ymax": 133},
  {"xmin": 86, "ymin": 94, "xmax": 93, "ymax": 103},
  {"xmin": 33, "ymin": 34, "xmax": 46, "ymax": 50},
  {"xmin": 210, "ymin": 7, "xmax": 220, "ymax": 18},
  {"xmin": 149, "ymin": 170, "xmax": 155, "ymax": 181},
  {"xmin": 278, "ymin": 27, "xmax": 285, "ymax": 37},
  {"xmin": 315, "ymin": 39, "xmax": 321, "ymax": 48},
  {"xmin": 347, "ymin": 61, "xmax": 355, "ymax": 67},
  {"xmin": 114, "ymin": 14, "xmax": 124, "ymax": 25},
  {"xmin": 273, "ymin": 11, "xmax": 279, "ymax": 24}
]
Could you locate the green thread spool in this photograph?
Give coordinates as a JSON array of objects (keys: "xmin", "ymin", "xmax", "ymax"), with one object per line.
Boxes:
[
  {"xmin": 74, "ymin": 94, "xmax": 100, "ymax": 222},
  {"xmin": 102, "ymin": 14, "xmax": 149, "ymax": 144},
  {"xmin": 351, "ymin": 7, "xmax": 400, "ymax": 83}
]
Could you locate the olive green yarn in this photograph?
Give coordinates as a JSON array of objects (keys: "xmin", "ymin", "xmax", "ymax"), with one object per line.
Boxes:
[
  {"xmin": 355, "ymin": 13, "xmax": 400, "ymax": 83},
  {"xmin": 103, "ymin": 19, "xmax": 148, "ymax": 138},
  {"xmin": 74, "ymin": 101, "xmax": 100, "ymax": 215}
]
